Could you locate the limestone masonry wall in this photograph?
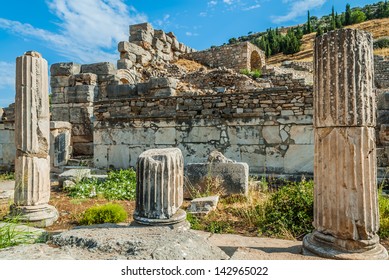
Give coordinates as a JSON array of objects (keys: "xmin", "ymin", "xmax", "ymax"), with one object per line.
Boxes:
[
  {"xmin": 181, "ymin": 42, "xmax": 266, "ymax": 72},
  {"xmin": 376, "ymin": 55, "xmax": 389, "ymax": 180},
  {"xmin": 118, "ymin": 23, "xmax": 195, "ymax": 70},
  {"xmin": 93, "ymin": 87, "xmax": 314, "ymax": 175}
]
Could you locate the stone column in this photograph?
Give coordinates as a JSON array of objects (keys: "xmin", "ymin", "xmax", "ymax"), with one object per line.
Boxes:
[
  {"xmin": 303, "ymin": 30, "xmax": 388, "ymax": 259},
  {"xmin": 134, "ymin": 148, "xmax": 186, "ymax": 225},
  {"xmin": 10, "ymin": 51, "xmax": 58, "ymax": 227}
]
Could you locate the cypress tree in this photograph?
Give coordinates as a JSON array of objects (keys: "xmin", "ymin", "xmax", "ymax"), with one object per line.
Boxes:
[
  {"xmin": 330, "ymin": 6, "xmax": 336, "ymax": 31},
  {"xmin": 345, "ymin": 3, "xmax": 351, "ymax": 25}
]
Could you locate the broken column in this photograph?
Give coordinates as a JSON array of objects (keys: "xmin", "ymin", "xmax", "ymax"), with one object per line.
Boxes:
[
  {"xmin": 10, "ymin": 51, "xmax": 58, "ymax": 227},
  {"xmin": 134, "ymin": 148, "xmax": 186, "ymax": 225},
  {"xmin": 302, "ymin": 29, "xmax": 388, "ymax": 259}
]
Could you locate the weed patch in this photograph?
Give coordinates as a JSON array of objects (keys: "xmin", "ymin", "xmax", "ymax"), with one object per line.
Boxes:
[
  {"xmin": 258, "ymin": 179, "xmax": 314, "ymax": 239},
  {"xmin": 65, "ymin": 169, "xmax": 137, "ymax": 200},
  {"xmin": 79, "ymin": 203, "xmax": 128, "ymax": 225},
  {"xmin": 0, "ymin": 172, "xmax": 15, "ymax": 181}
]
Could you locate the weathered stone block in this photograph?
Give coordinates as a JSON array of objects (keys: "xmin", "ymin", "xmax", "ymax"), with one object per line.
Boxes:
[
  {"xmin": 107, "ymin": 84, "xmax": 137, "ymax": 99},
  {"xmin": 73, "ymin": 142, "xmax": 93, "ymax": 156},
  {"xmin": 154, "ymin": 29, "xmax": 167, "ymax": 42},
  {"xmin": 185, "ymin": 162, "xmax": 249, "ymax": 196},
  {"xmin": 50, "ymin": 76, "xmax": 70, "ymax": 88},
  {"xmin": 67, "ymin": 85, "xmax": 96, "ymax": 103},
  {"xmin": 117, "ymin": 59, "xmax": 133, "ymax": 70},
  {"xmin": 81, "ymin": 62, "xmax": 116, "ymax": 75},
  {"xmin": 150, "ymin": 88, "xmax": 176, "ymax": 97},
  {"xmin": 188, "ymin": 196, "xmax": 219, "ymax": 215},
  {"xmin": 72, "ymin": 123, "xmax": 92, "ymax": 136},
  {"xmin": 58, "ymin": 168, "xmax": 91, "ymax": 187},
  {"xmin": 50, "ymin": 62, "xmax": 81, "ymax": 76},
  {"xmin": 69, "ymin": 73, "xmax": 98, "ymax": 86},
  {"xmin": 69, "ymin": 107, "xmax": 93, "ymax": 124},
  {"xmin": 149, "ymin": 77, "xmax": 178, "ymax": 89},
  {"xmin": 136, "ymin": 52, "xmax": 152, "ymax": 65},
  {"xmin": 130, "ymin": 22, "xmax": 154, "ymax": 36},
  {"xmin": 130, "ymin": 30, "xmax": 153, "ymax": 44},
  {"xmin": 134, "ymin": 148, "xmax": 185, "ymax": 224}
]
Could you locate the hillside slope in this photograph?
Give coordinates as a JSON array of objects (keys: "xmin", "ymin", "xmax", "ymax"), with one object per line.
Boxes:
[{"xmin": 267, "ymin": 18, "xmax": 389, "ymax": 65}]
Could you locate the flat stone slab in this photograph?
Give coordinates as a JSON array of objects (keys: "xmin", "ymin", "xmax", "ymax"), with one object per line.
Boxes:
[
  {"xmin": 0, "ymin": 222, "xmax": 48, "ymax": 244},
  {"xmin": 0, "ymin": 223, "xmax": 229, "ymax": 260},
  {"xmin": 185, "ymin": 162, "xmax": 249, "ymax": 196},
  {"xmin": 0, "ymin": 228, "xmax": 328, "ymax": 260},
  {"xmin": 188, "ymin": 196, "xmax": 219, "ymax": 215},
  {"xmin": 58, "ymin": 168, "xmax": 91, "ymax": 186}
]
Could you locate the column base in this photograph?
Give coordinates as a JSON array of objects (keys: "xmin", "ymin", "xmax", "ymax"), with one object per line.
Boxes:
[
  {"xmin": 303, "ymin": 231, "xmax": 388, "ymax": 260},
  {"xmin": 134, "ymin": 209, "xmax": 187, "ymax": 226},
  {"xmin": 9, "ymin": 204, "xmax": 59, "ymax": 228}
]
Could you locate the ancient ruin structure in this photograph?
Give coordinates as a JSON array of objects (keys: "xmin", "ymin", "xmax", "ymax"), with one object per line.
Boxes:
[
  {"xmin": 134, "ymin": 148, "xmax": 186, "ymax": 225},
  {"xmin": 9, "ymin": 51, "xmax": 58, "ymax": 227},
  {"xmin": 0, "ymin": 22, "xmax": 388, "ymax": 181},
  {"xmin": 182, "ymin": 41, "xmax": 266, "ymax": 72},
  {"xmin": 302, "ymin": 29, "xmax": 388, "ymax": 259}
]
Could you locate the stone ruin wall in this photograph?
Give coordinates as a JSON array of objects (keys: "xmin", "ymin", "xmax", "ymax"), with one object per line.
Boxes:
[
  {"xmin": 376, "ymin": 55, "xmax": 389, "ymax": 179},
  {"xmin": 0, "ymin": 105, "xmax": 15, "ymax": 171},
  {"xmin": 93, "ymin": 86, "xmax": 314, "ymax": 176},
  {"xmin": 118, "ymin": 22, "xmax": 195, "ymax": 70},
  {"xmin": 0, "ymin": 21, "xmax": 388, "ymax": 180},
  {"xmin": 181, "ymin": 42, "xmax": 266, "ymax": 72}
]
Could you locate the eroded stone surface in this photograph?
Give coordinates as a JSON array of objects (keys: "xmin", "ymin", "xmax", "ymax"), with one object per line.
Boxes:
[
  {"xmin": 303, "ymin": 29, "xmax": 388, "ymax": 260},
  {"xmin": 134, "ymin": 148, "xmax": 185, "ymax": 224}
]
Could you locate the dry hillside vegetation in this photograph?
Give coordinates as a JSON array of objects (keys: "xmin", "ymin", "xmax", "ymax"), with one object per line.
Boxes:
[{"xmin": 267, "ymin": 18, "xmax": 389, "ymax": 65}]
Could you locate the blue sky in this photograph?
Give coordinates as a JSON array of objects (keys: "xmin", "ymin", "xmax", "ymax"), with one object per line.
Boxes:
[{"xmin": 0, "ymin": 0, "xmax": 381, "ymax": 107}]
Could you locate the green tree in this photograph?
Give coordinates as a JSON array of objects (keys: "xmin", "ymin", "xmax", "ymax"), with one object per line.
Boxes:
[
  {"xmin": 305, "ymin": 10, "xmax": 313, "ymax": 34},
  {"xmin": 228, "ymin": 37, "xmax": 237, "ymax": 44},
  {"xmin": 330, "ymin": 6, "xmax": 336, "ymax": 31},
  {"xmin": 350, "ymin": 10, "xmax": 366, "ymax": 24},
  {"xmin": 335, "ymin": 12, "xmax": 343, "ymax": 28},
  {"xmin": 344, "ymin": 3, "xmax": 351, "ymax": 25}
]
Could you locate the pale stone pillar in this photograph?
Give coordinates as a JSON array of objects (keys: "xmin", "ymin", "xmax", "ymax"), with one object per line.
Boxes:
[
  {"xmin": 10, "ymin": 51, "xmax": 58, "ymax": 227},
  {"xmin": 303, "ymin": 29, "xmax": 388, "ymax": 259},
  {"xmin": 134, "ymin": 148, "xmax": 186, "ymax": 225}
]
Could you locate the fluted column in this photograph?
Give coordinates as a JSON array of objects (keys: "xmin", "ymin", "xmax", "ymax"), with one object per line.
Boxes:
[
  {"xmin": 303, "ymin": 29, "xmax": 388, "ymax": 259},
  {"xmin": 134, "ymin": 148, "xmax": 186, "ymax": 225},
  {"xmin": 10, "ymin": 51, "xmax": 58, "ymax": 227}
]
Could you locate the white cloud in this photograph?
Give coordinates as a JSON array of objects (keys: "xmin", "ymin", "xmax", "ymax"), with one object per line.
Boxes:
[
  {"xmin": 271, "ymin": 0, "xmax": 326, "ymax": 23},
  {"xmin": 242, "ymin": 4, "xmax": 261, "ymax": 11},
  {"xmin": 155, "ymin": 14, "xmax": 171, "ymax": 28},
  {"xmin": 0, "ymin": 61, "xmax": 15, "ymax": 89},
  {"xmin": 0, "ymin": 0, "xmax": 147, "ymax": 63},
  {"xmin": 208, "ymin": 1, "xmax": 218, "ymax": 6},
  {"xmin": 185, "ymin": 32, "xmax": 199, "ymax": 36},
  {"xmin": 223, "ymin": 0, "xmax": 233, "ymax": 4}
]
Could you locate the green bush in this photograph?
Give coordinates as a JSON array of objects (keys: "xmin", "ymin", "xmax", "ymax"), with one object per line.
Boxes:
[
  {"xmin": 65, "ymin": 169, "xmax": 137, "ymax": 200},
  {"xmin": 240, "ymin": 69, "xmax": 262, "ymax": 79},
  {"xmin": 374, "ymin": 38, "xmax": 389, "ymax": 49},
  {"xmin": 259, "ymin": 179, "xmax": 314, "ymax": 238},
  {"xmin": 186, "ymin": 213, "xmax": 205, "ymax": 230},
  {"xmin": 0, "ymin": 172, "xmax": 15, "ymax": 181},
  {"xmin": 79, "ymin": 203, "xmax": 128, "ymax": 225},
  {"xmin": 378, "ymin": 189, "xmax": 389, "ymax": 239}
]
